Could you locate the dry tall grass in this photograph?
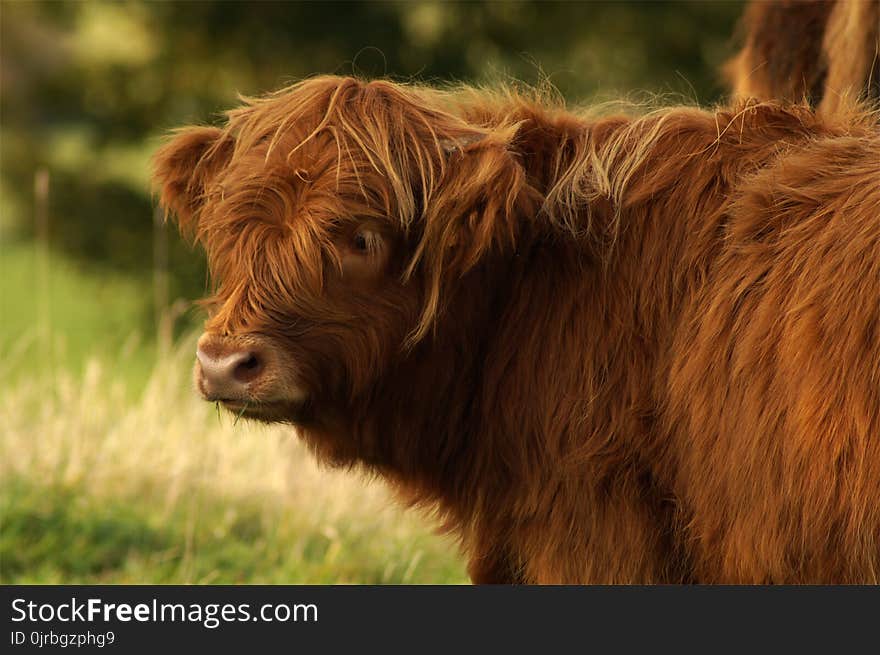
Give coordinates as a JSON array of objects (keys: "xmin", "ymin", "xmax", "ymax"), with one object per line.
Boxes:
[{"xmin": 0, "ymin": 335, "xmax": 466, "ymax": 583}]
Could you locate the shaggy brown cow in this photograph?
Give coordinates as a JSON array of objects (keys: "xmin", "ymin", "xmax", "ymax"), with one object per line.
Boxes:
[
  {"xmin": 724, "ymin": 0, "xmax": 880, "ymax": 112},
  {"xmin": 154, "ymin": 76, "xmax": 880, "ymax": 583}
]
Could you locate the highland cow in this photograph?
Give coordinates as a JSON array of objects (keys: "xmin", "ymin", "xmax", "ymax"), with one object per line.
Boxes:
[
  {"xmin": 725, "ymin": 0, "xmax": 880, "ymax": 112},
  {"xmin": 153, "ymin": 76, "xmax": 880, "ymax": 583}
]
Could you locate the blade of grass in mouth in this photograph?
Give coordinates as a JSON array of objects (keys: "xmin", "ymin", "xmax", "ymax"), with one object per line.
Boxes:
[{"xmin": 233, "ymin": 401, "xmax": 250, "ymax": 426}]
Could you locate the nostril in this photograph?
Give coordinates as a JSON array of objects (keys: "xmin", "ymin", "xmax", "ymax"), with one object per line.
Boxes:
[{"xmin": 232, "ymin": 353, "xmax": 263, "ymax": 383}]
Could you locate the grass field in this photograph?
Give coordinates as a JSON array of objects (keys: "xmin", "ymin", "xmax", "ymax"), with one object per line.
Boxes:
[
  {"xmin": 0, "ymin": 243, "xmax": 468, "ymax": 584},
  {"xmin": 0, "ymin": 241, "xmax": 157, "ymax": 390}
]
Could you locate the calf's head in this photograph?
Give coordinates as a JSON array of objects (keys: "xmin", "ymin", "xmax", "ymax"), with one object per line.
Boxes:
[{"xmin": 153, "ymin": 76, "xmax": 542, "ymax": 428}]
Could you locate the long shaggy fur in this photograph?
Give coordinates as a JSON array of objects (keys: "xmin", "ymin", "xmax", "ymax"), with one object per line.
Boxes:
[
  {"xmin": 154, "ymin": 76, "xmax": 880, "ymax": 583},
  {"xmin": 725, "ymin": 0, "xmax": 880, "ymax": 112}
]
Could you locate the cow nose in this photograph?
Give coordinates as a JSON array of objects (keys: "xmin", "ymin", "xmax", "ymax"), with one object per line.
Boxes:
[{"xmin": 196, "ymin": 347, "xmax": 264, "ymax": 400}]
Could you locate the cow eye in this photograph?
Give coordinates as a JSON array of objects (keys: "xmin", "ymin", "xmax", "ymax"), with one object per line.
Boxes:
[
  {"xmin": 352, "ymin": 232, "xmax": 369, "ymax": 253},
  {"xmin": 340, "ymin": 228, "xmax": 388, "ymax": 278}
]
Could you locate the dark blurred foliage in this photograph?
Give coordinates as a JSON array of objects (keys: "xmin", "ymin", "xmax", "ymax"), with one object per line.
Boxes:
[{"xmin": 1, "ymin": 0, "xmax": 744, "ymax": 333}]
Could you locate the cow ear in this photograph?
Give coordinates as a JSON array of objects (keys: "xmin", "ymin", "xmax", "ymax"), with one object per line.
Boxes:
[
  {"xmin": 406, "ymin": 126, "xmax": 542, "ymax": 345},
  {"xmin": 152, "ymin": 126, "xmax": 234, "ymax": 237}
]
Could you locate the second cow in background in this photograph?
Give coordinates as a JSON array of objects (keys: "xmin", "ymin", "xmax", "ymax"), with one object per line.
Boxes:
[{"xmin": 725, "ymin": 0, "xmax": 879, "ymax": 112}]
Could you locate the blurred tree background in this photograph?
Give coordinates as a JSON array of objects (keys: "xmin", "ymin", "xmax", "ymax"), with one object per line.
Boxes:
[{"xmin": 1, "ymin": 0, "xmax": 744, "ymax": 356}]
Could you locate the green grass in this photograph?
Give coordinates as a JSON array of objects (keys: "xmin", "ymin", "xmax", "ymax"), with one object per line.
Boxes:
[
  {"xmin": 0, "ymin": 240, "xmax": 468, "ymax": 584},
  {"xmin": 1, "ymin": 475, "xmax": 464, "ymax": 584},
  {"xmin": 0, "ymin": 240, "xmax": 158, "ymax": 391}
]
